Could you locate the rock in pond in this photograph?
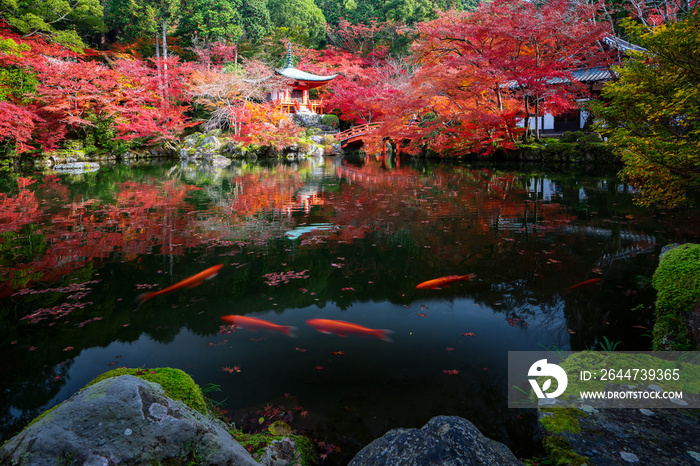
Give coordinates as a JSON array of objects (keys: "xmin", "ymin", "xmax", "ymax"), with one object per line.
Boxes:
[
  {"xmin": 52, "ymin": 161, "xmax": 100, "ymax": 173},
  {"xmin": 349, "ymin": 415, "xmax": 522, "ymax": 465},
  {"xmin": 0, "ymin": 375, "xmax": 259, "ymax": 465}
]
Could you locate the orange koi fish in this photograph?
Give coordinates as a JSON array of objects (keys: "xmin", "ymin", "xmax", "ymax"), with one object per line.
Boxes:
[
  {"xmin": 567, "ymin": 278, "xmax": 603, "ymax": 291},
  {"xmin": 221, "ymin": 315, "xmax": 297, "ymax": 337},
  {"xmin": 136, "ymin": 264, "xmax": 224, "ymax": 306},
  {"xmin": 306, "ymin": 318, "xmax": 393, "ymax": 342},
  {"xmin": 416, "ymin": 274, "xmax": 476, "ymax": 290}
]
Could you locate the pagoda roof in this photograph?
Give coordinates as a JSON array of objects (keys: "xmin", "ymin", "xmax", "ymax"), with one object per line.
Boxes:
[
  {"xmin": 275, "ymin": 42, "xmax": 337, "ymax": 83},
  {"xmin": 276, "ymin": 66, "xmax": 338, "ymax": 82}
]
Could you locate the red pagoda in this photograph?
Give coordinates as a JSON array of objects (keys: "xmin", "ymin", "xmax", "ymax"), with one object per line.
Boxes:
[{"xmin": 268, "ymin": 43, "xmax": 337, "ymax": 115}]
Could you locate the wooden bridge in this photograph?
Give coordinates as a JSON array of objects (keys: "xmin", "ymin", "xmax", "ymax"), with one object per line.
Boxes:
[{"xmin": 335, "ymin": 123, "xmax": 380, "ymax": 148}]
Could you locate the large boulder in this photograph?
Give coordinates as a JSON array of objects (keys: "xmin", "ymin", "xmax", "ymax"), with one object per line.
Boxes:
[
  {"xmin": 0, "ymin": 375, "xmax": 259, "ymax": 465},
  {"xmin": 349, "ymin": 415, "xmax": 522, "ymax": 465}
]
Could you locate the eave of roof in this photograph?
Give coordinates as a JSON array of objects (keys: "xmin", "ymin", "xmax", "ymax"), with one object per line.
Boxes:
[
  {"xmin": 505, "ymin": 66, "xmax": 618, "ymax": 89},
  {"xmin": 276, "ymin": 67, "xmax": 338, "ymax": 82},
  {"xmin": 602, "ymin": 35, "xmax": 647, "ymax": 53}
]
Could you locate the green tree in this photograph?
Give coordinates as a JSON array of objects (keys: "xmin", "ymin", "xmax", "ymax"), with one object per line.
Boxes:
[
  {"xmin": 594, "ymin": 15, "xmax": 700, "ymax": 207},
  {"xmin": 267, "ymin": 0, "xmax": 326, "ymax": 45},
  {"xmin": 0, "ymin": 39, "xmax": 37, "ymax": 102},
  {"xmin": 0, "ymin": 0, "xmax": 104, "ymax": 50},
  {"xmin": 241, "ymin": 0, "xmax": 272, "ymax": 43},
  {"xmin": 318, "ymin": 0, "xmax": 460, "ymax": 26},
  {"xmin": 177, "ymin": 0, "xmax": 244, "ymax": 45},
  {"xmin": 383, "ymin": 0, "xmax": 460, "ymax": 24},
  {"xmin": 148, "ymin": 0, "xmax": 181, "ymax": 61},
  {"xmin": 103, "ymin": 0, "xmax": 157, "ymax": 44}
]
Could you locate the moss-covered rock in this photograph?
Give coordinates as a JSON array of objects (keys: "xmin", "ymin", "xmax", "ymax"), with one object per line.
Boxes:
[
  {"xmin": 652, "ymin": 243, "xmax": 700, "ymax": 350},
  {"xmin": 1, "ymin": 374, "xmax": 260, "ymax": 465},
  {"xmin": 542, "ymin": 435, "xmax": 588, "ymax": 466},
  {"xmin": 535, "ymin": 351, "xmax": 700, "ymax": 465},
  {"xmin": 87, "ymin": 367, "xmax": 208, "ymax": 414}
]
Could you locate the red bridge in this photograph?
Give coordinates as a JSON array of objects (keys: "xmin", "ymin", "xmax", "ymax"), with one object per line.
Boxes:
[{"xmin": 335, "ymin": 123, "xmax": 380, "ymax": 148}]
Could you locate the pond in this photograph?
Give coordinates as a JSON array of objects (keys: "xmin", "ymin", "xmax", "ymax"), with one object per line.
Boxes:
[{"xmin": 2, "ymin": 154, "xmax": 699, "ymax": 464}]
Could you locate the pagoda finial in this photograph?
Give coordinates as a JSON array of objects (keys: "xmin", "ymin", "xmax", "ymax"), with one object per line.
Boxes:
[{"xmin": 285, "ymin": 41, "xmax": 293, "ymax": 69}]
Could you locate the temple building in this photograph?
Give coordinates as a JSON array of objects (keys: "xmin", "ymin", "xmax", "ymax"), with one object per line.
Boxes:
[
  {"xmin": 517, "ymin": 35, "xmax": 646, "ymax": 133},
  {"xmin": 267, "ymin": 43, "xmax": 337, "ymax": 115}
]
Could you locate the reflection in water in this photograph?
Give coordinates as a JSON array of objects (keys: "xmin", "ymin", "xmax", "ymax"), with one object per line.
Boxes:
[{"xmin": 1, "ymin": 157, "xmax": 699, "ymax": 463}]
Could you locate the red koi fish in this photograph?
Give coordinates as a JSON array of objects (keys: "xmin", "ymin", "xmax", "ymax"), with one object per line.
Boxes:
[
  {"xmin": 416, "ymin": 274, "xmax": 476, "ymax": 290},
  {"xmin": 567, "ymin": 278, "xmax": 603, "ymax": 291},
  {"xmin": 306, "ymin": 318, "xmax": 393, "ymax": 342},
  {"xmin": 136, "ymin": 264, "xmax": 224, "ymax": 305},
  {"xmin": 221, "ymin": 315, "xmax": 297, "ymax": 337}
]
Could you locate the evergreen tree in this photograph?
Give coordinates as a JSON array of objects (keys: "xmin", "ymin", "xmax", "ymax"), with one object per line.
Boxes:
[
  {"xmin": 267, "ymin": 0, "xmax": 326, "ymax": 44},
  {"xmin": 241, "ymin": 0, "xmax": 272, "ymax": 43},
  {"xmin": 177, "ymin": 0, "xmax": 244, "ymax": 44},
  {"xmin": 0, "ymin": 0, "xmax": 104, "ymax": 50}
]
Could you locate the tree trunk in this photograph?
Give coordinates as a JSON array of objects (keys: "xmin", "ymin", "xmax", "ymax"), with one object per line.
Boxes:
[
  {"xmin": 534, "ymin": 98, "xmax": 540, "ymax": 141},
  {"xmin": 162, "ymin": 18, "xmax": 169, "ymax": 96},
  {"xmin": 522, "ymin": 96, "xmax": 531, "ymax": 142},
  {"xmin": 162, "ymin": 18, "xmax": 168, "ymax": 65},
  {"xmin": 155, "ymin": 31, "xmax": 162, "ymax": 88},
  {"xmin": 155, "ymin": 30, "xmax": 160, "ymax": 62}
]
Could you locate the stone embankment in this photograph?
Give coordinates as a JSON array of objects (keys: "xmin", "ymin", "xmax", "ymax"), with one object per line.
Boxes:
[{"xmin": 178, "ymin": 129, "xmax": 342, "ymax": 166}]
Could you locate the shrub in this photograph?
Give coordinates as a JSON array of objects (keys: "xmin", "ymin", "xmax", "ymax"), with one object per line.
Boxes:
[
  {"xmin": 305, "ymin": 127, "xmax": 323, "ymax": 136},
  {"xmin": 321, "ymin": 114, "xmax": 339, "ymax": 128},
  {"xmin": 321, "ymin": 135, "xmax": 336, "ymax": 145},
  {"xmin": 652, "ymin": 244, "xmax": 700, "ymax": 350}
]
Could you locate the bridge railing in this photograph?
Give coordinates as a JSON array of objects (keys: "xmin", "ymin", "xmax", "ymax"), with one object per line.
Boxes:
[{"xmin": 335, "ymin": 123, "xmax": 380, "ymax": 142}]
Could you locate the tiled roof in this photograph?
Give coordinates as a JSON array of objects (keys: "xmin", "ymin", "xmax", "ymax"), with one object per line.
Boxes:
[
  {"xmin": 602, "ymin": 36, "xmax": 647, "ymax": 53},
  {"xmin": 506, "ymin": 67, "xmax": 616, "ymax": 88},
  {"xmin": 547, "ymin": 67, "xmax": 616, "ymax": 85}
]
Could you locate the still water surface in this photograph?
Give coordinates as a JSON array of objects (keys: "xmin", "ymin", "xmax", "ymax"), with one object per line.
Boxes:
[{"xmin": 2, "ymin": 155, "xmax": 699, "ymax": 463}]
